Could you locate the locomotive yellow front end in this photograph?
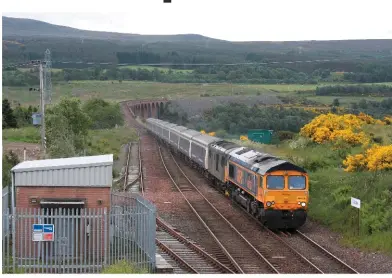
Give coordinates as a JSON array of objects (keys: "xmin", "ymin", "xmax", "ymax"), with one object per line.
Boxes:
[{"xmin": 260, "ymin": 170, "xmax": 309, "ymax": 230}]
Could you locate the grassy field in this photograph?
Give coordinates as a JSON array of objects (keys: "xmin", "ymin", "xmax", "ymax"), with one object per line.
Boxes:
[
  {"xmin": 2, "ymin": 127, "xmax": 41, "ymax": 144},
  {"xmin": 3, "ymin": 80, "xmax": 391, "ymax": 106}
]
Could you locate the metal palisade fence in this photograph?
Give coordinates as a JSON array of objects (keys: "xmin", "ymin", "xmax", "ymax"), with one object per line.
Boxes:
[{"xmin": 2, "ymin": 192, "xmax": 156, "ymax": 273}]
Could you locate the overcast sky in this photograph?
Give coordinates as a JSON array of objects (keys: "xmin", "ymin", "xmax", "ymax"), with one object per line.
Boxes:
[{"xmin": 3, "ymin": 0, "xmax": 392, "ymax": 41}]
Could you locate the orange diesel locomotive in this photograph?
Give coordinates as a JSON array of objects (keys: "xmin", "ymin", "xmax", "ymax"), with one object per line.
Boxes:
[{"xmin": 146, "ymin": 118, "xmax": 309, "ymax": 230}]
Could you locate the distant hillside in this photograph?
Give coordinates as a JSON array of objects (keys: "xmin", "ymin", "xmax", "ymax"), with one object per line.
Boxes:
[
  {"xmin": 2, "ymin": 16, "xmax": 216, "ymax": 43},
  {"xmin": 2, "ymin": 16, "xmax": 392, "ymax": 67}
]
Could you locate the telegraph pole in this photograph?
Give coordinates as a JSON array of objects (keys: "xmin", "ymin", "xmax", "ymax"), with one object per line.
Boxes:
[{"xmin": 30, "ymin": 49, "xmax": 51, "ymax": 157}]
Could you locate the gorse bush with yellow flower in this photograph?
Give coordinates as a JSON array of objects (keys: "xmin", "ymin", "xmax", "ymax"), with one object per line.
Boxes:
[
  {"xmin": 300, "ymin": 113, "xmax": 389, "ymax": 147},
  {"xmin": 343, "ymin": 145, "xmax": 392, "ymax": 172}
]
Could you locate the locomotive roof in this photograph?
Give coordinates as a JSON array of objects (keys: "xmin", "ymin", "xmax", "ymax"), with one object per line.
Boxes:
[{"xmin": 229, "ymin": 148, "xmax": 306, "ymax": 175}]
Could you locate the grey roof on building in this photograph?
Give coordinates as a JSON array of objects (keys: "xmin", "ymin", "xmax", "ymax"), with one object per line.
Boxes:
[{"xmin": 12, "ymin": 154, "xmax": 113, "ymax": 173}]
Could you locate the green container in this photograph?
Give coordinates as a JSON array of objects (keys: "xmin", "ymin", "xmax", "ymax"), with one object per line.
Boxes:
[{"xmin": 247, "ymin": 129, "xmax": 273, "ymax": 144}]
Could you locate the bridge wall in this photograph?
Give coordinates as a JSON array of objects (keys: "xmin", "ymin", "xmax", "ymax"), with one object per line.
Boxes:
[{"xmin": 124, "ymin": 99, "xmax": 169, "ymax": 119}]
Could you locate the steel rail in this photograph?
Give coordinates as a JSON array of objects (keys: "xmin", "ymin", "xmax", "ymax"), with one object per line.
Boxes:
[
  {"xmin": 296, "ymin": 231, "xmax": 359, "ymax": 274},
  {"xmin": 156, "ymin": 217, "xmax": 234, "ymax": 273},
  {"xmin": 155, "ymin": 239, "xmax": 199, "ymax": 273},
  {"xmin": 123, "ymin": 142, "xmax": 132, "ymax": 191}
]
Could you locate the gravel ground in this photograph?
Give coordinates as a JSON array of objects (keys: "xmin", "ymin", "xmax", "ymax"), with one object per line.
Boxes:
[{"xmin": 300, "ymin": 220, "xmax": 392, "ymax": 273}]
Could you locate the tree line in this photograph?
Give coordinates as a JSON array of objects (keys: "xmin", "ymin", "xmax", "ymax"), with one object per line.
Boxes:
[
  {"xmin": 160, "ymin": 102, "xmax": 317, "ymax": 140},
  {"xmin": 4, "ymin": 61, "xmax": 392, "ymax": 86},
  {"xmin": 0, "ymin": 66, "xmax": 348, "ymax": 86}
]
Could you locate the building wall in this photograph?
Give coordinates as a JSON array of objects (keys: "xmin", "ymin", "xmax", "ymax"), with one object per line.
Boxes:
[
  {"xmin": 15, "ymin": 186, "xmax": 111, "ymax": 262},
  {"xmin": 16, "ymin": 186, "xmax": 111, "ymax": 209}
]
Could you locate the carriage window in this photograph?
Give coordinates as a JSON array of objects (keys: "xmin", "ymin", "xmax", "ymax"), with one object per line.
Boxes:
[
  {"xmin": 215, "ymin": 154, "xmax": 219, "ymax": 171},
  {"xmin": 288, "ymin": 176, "xmax": 306, "ymax": 190},
  {"xmin": 266, "ymin": 176, "xmax": 284, "ymax": 190},
  {"xmin": 229, "ymin": 164, "xmax": 235, "ymax": 178}
]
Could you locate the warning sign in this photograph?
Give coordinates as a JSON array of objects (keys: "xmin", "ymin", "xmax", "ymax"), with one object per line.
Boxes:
[{"xmin": 32, "ymin": 224, "xmax": 55, "ymax": 242}]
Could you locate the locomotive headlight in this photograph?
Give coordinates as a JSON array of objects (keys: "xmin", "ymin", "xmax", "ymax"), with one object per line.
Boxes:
[
  {"xmin": 266, "ymin": 201, "xmax": 272, "ymax": 207},
  {"xmin": 298, "ymin": 201, "xmax": 301, "ymax": 205},
  {"xmin": 301, "ymin": 202, "xmax": 306, "ymax": 207},
  {"xmin": 272, "ymin": 201, "xmax": 275, "ymax": 205}
]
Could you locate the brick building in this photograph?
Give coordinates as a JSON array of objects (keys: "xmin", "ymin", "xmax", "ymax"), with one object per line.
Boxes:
[{"xmin": 11, "ymin": 154, "xmax": 113, "ymax": 265}]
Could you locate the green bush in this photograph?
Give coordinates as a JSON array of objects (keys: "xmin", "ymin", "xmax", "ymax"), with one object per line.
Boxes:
[
  {"xmin": 82, "ymin": 98, "xmax": 124, "ymax": 129},
  {"xmin": 277, "ymin": 130, "xmax": 296, "ymax": 141},
  {"xmin": 2, "ymin": 151, "xmax": 20, "ymax": 187}
]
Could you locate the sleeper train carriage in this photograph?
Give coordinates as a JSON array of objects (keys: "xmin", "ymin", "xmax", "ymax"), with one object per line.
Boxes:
[{"xmin": 145, "ymin": 118, "xmax": 309, "ymax": 229}]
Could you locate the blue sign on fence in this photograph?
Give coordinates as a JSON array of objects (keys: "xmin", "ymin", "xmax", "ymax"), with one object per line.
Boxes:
[
  {"xmin": 33, "ymin": 224, "xmax": 43, "ymax": 232},
  {"xmin": 32, "ymin": 224, "xmax": 54, "ymax": 242}
]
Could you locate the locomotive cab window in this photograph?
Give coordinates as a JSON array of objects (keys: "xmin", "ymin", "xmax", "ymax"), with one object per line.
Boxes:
[
  {"xmin": 215, "ymin": 154, "xmax": 219, "ymax": 171},
  {"xmin": 266, "ymin": 176, "xmax": 284, "ymax": 190},
  {"xmin": 288, "ymin": 176, "xmax": 306, "ymax": 190}
]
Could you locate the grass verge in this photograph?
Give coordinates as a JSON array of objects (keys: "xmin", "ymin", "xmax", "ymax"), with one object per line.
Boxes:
[
  {"xmin": 2, "ymin": 127, "xmax": 41, "ymax": 143},
  {"xmin": 101, "ymin": 260, "xmax": 149, "ymax": 274}
]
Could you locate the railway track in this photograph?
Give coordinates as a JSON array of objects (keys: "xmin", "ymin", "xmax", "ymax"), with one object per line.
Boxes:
[
  {"xmin": 170, "ymin": 148, "xmax": 359, "ymax": 274},
  {"xmin": 122, "ymin": 103, "xmax": 231, "ymax": 274},
  {"xmin": 158, "ymin": 145, "xmax": 279, "ymax": 274},
  {"xmin": 278, "ymin": 231, "xmax": 359, "ymax": 274},
  {"xmin": 156, "ymin": 217, "xmax": 234, "ymax": 274}
]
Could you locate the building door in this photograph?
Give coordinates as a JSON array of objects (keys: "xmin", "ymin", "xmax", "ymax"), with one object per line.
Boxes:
[{"xmin": 40, "ymin": 199, "xmax": 84, "ymax": 272}]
